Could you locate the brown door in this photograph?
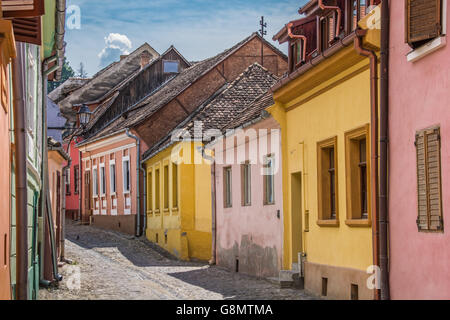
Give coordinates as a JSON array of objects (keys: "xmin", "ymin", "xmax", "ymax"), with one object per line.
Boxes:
[
  {"xmin": 84, "ymin": 171, "xmax": 91, "ymax": 222},
  {"xmin": 56, "ymin": 171, "xmax": 61, "ymax": 259}
]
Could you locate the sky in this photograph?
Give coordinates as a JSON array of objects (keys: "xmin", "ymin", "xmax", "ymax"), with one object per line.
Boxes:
[{"xmin": 64, "ymin": 0, "xmax": 308, "ymax": 76}]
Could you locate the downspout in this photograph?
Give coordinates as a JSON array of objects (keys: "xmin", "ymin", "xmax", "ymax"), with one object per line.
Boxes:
[
  {"xmin": 125, "ymin": 129, "xmax": 142, "ymax": 237},
  {"xmin": 318, "ymin": 0, "xmax": 342, "ymax": 38},
  {"xmin": 209, "ymin": 161, "xmax": 217, "ymax": 265},
  {"xmin": 41, "ymin": 55, "xmax": 64, "ymax": 284},
  {"xmin": 141, "ymin": 163, "xmax": 147, "ymax": 238},
  {"xmin": 379, "ymin": 0, "xmax": 390, "ymax": 300},
  {"xmin": 12, "ymin": 44, "xmax": 29, "ymax": 300},
  {"xmin": 354, "ymin": 29, "xmax": 380, "ymax": 300},
  {"xmin": 287, "ymin": 23, "xmax": 307, "ymax": 63},
  {"xmin": 61, "ymin": 158, "xmax": 72, "ymax": 261}
]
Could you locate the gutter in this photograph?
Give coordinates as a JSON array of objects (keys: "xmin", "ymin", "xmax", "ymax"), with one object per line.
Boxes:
[
  {"xmin": 125, "ymin": 129, "xmax": 143, "ymax": 237},
  {"xmin": 271, "ymin": 31, "xmax": 358, "ymax": 93},
  {"xmin": 55, "ymin": 0, "xmax": 67, "ymax": 81},
  {"xmin": 12, "ymin": 44, "xmax": 29, "ymax": 300},
  {"xmin": 354, "ymin": 28, "xmax": 380, "ymax": 300},
  {"xmin": 379, "ymin": 0, "xmax": 390, "ymax": 300}
]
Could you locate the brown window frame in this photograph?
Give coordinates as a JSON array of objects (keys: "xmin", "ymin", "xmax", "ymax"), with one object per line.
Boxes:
[
  {"xmin": 345, "ymin": 125, "xmax": 371, "ymax": 227},
  {"xmin": 74, "ymin": 165, "xmax": 80, "ymax": 195},
  {"xmin": 415, "ymin": 126, "xmax": 444, "ymax": 232},
  {"xmin": 317, "ymin": 136, "xmax": 339, "ymax": 227}
]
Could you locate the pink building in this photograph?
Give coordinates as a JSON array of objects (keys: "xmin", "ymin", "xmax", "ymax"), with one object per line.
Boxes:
[
  {"xmin": 389, "ymin": 0, "xmax": 450, "ymax": 299},
  {"xmin": 213, "ymin": 93, "xmax": 284, "ymax": 278},
  {"xmin": 64, "ymin": 138, "xmax": 82, "ymax": 220}
]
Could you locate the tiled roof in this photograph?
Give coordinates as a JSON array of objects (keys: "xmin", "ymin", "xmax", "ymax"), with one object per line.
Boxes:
[
  {"xmin": 142, "ymin": 62, "xmax": 278, "ymax": 161},
  {"xmin": 81, "ymin": 33, "xmax": 285, "ymax": 146}
]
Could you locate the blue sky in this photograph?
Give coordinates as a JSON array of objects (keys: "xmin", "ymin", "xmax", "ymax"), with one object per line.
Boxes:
[{"xmin": 65, "ymin": 0, "xmax": 308, "ymax": 76}]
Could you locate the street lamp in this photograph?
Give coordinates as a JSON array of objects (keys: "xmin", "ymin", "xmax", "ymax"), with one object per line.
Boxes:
[{"xmin": 77, "ymin": 104, "xmax": 92, "ymax": 128}]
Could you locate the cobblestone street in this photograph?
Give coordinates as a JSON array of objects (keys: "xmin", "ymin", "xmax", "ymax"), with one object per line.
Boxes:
[{"xmin": 39, "ymin": 222, "xmax": 316, "ymax": 300}]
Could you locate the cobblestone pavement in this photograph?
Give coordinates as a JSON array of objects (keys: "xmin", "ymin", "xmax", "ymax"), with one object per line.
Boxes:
[{"xmin": 39, "ymin": 221, "xmax": 317, "ymax": 300}]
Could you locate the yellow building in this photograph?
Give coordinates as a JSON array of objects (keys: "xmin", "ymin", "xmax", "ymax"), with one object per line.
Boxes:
[
  {"xmin": 270, "ymin": 4, "xmax": 381, "ymax": 300},
  {"xmin": 144, "ymin": 142, "xmax": 212, "ymax": 261}
]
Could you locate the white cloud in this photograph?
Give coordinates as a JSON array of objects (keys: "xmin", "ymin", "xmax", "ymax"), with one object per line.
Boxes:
[{"xmin": 98, "ymin": 33, "xmax": 132, "ymax": 68}]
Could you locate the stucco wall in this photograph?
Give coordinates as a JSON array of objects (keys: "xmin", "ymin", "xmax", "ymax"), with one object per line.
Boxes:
[
  {"xmin": 215, "ymin": 118, "xmax": 283, "ymax": 278},
  {"xmin": 389, "ymin": 0, "xmax": 450, "ymax": 300}
]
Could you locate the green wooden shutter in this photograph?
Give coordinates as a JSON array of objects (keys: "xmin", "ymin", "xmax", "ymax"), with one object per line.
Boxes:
[{"xmin": 405, "ymin": 0, "xmax": 442, "ymax": 45}]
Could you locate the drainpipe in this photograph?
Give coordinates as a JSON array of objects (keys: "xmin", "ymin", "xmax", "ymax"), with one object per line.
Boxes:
[
  {"xmin": 287, "ymin": 23, "xmax": 307, "ymax": 63},
  {"xmin": 379, "ymin": 0, "xmax": 390, "ymax": 300},
  {"xmin": 12, "ymin": 44, "xmax": 29, "ymax": 300},
  {"xmin": 125, "ymin": 129, "xmax": 142, "ymax": 237},
  {"xmin": 354, "ymin": 29, "xmax": 380, "ymax": 300},
  {"xmin": 140, "ymin": 163, "xmax": 147, "ymax": 238},
  {"xmin": 209, "ymin": 162, "xmax": 217, "ymax": 265},
  {"xmin": 61, "ymin": 159, "xmax": 72, "ymax": 261},
  {"xmin": 42, "ymin": 55, "xmax": 64, "ymax": 284},
  {"xmin": 318, "ymin": 0, "xmax": 342, "ymax": 38}
]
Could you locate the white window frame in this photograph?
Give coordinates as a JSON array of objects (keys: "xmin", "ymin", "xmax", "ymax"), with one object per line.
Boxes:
[
  {"xmin": 100, "ymin": 163, "xmax": 106, "ymax": 196},
  {"xmin": 92, "ymin": 166, "xmax": 99, "ymax": 197},
  {"xmin": 224, "ymin": 166, "xmax": 232, "ymax": 208},
  {"xmin": 122, "ymin": 156, "xmax": 131, "ymax": 194},
  {"xmin": 264, "ymin": 154, "xmax": 275, "ymax": 205},
  {"xmin": 110, "ymin": 160, "xmax": 116, "ymax": 195}
]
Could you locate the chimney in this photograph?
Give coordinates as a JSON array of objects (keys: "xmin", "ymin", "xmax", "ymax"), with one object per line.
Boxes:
[{"xmin": 140, "ymin": 51, "xmax": 152, "ymax": 70}]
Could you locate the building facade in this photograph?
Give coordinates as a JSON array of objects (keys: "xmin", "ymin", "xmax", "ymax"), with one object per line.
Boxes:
[
  {"xmin": 270, "ymin": 1, "xmax": 381, "ymax": 299},
  {"xmin": 389, "ymin": 0, "xmax": 450, "ymax": 299},
  {"xmin": 213, "ymin": 93, "xmax": 284, "ymax": 278}
]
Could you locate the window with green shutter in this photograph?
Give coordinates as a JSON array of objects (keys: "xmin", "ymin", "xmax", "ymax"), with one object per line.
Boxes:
[
  {"xmin": 415, "ymin": 126, "xmax": 444, "ymax": 232},
  {"xmin": 405, "ymin": 0, "xmax": 443, "ymax": 48}
]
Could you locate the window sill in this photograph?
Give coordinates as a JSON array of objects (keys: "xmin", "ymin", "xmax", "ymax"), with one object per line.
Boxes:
[
  {"xmin": 345, "ymin": 219, "xmax": 371, "ymax": 228},
  {"xmin": 123, "ymin": 191, "xmax": 130, "ymax": 195},
  {"xmin": 407, "ymin": 36, "xmax": 446, "ymax": 63},
  {"xmin": 263, "ymin": 202, "xmax": 275, "ymax": 206},
  {"xmin": 317, "ymin": 219, "xmax": 340, "ymax": 227}
]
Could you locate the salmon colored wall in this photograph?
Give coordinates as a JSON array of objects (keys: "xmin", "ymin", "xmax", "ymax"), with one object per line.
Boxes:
[
  {"xmin": 80, "ymin": 135, "xmax": 138, "ymax": 222},
  {"xmin": 389, "ymin": 0, "xmax": 450, "ymax": 300},
  {"xmin": 48, "ymin": 151, "xmax": 66, "ymax": 259},
  {"xmin": 64, "ymin": 138, "xmax": 81, "ymax": 213},
  {"xmin": 0, "ymin": 61, "xmax": 11, "ymax": 300},
  {"xmin": 215, "ymin": 118, "xmax": 284, "ymax": 278}
]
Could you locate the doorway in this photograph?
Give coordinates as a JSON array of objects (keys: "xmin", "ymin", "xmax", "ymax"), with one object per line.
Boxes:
[{"xmin": 291, "ymin": 172, "xmax": 303, "ymax": 265}]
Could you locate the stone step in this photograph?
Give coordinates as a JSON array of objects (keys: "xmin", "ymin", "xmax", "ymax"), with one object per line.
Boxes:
[{"xmin": 266, "ymin": 270, "xmax": 304, "ymax": 289}]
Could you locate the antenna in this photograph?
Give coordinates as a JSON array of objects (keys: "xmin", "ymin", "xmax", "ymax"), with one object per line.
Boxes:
[{"xmin": 259, "ymin": 16, "xmax": 267, "ymax": 38}]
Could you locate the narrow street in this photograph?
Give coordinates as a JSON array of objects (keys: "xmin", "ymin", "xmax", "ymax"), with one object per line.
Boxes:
[{"xmin": 39, "ymin": 222, "xmax": 316, "ymax": 300}]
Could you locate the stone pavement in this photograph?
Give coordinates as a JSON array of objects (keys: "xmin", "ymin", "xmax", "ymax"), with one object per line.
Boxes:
[{"xmin": 39, "ymin": 221, "xmax": 317, "ymax": 300}]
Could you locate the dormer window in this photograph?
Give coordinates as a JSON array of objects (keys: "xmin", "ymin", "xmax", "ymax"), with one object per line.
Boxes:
[
  {"xmin": 320, "ymin": 13, "xmax": 336, "ymax": 51},
  {"xmin": 163, "ymin": 60, "xmax": 179, "ymax": 73},
  {"xmin": 290, "ymin": 39, "xmax": 305, "ymax": 70},
  {"xmin": 350, "ymin": 0, "xmax": 369, "ymax": 31}
]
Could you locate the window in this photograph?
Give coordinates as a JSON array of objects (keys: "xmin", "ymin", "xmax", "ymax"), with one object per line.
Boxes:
[
  {"xmin": 100, "ymin": 165, "xmax": 106, "ymax": 195},
  {"xmin": 110, "ymin": 163, "xmax": 116, "ymax": 194},
  {"xmin": 65, "ymin": 168, "xmax": 71, "ymax": 195},
  {"xmin": 350, "ymin": 0, "xmax": 370, "ymax": 31},
  {"xmin": 263, "ymin": 155, "xmax": 275, "ymax": 205},
  {"xmin": 74, "ymin": 166, "xmax": 80, "ymax": 194},
  {"xmin": 123, "ymin": 158, "xmax": 130, "ymax": 193},
  {"xmin": 290, "ymin": 40, "xmax": 304, "ymax": 70},
  {"xmin": 224, "ymin": 167, "xmax": 232, "ymax": 208},
  {"xmin": 415, "ymin": 126, "xmax": 444, "ymax": 232},
  {"xmin": 320, "ymin": 13, "xmax": 336, "ymax": 52},
  {"xmin": 163, "ymin": 60, "xmax": 179, "ymax": 73},
  {"xmin": 241, "ymin": 162, "xmax": 251, "ymax": 206},
  {"xmin": 406, "ymin": 0, "xmax": 443, "ymax": 48},
  {"xmin": 172, "ymin": 164, "xmax": 178, "ymax": 208},
  {"xmin": 345, "ymin": 125, "xmax": 370, "ymax": 226},
  {"xmin": 93, "ymin": 167, "xmax": 98, "ymax": 197},
  {"xmin": 147, "ymin": 170, "xmax": 153, "ymax": 212},
  {"xmin": 164, "ymin": 165, "xmax": 169, "ymax": 210},
  {"xmin": 317, "ymin": 137, "xmax": 339, "ymax": 226},
  {"xmin": 155, "ymin": 168, "xmax": 160, "ymax": 212}
]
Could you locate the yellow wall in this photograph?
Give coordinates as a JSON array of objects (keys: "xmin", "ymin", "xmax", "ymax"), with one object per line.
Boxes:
[
  {"xmin": 269, "ymin": 45, "xmax": 377, "ymax": 273},
  {"xmin": 145, "ymin": 141, "xmax": 212, "ymax": 261}
]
